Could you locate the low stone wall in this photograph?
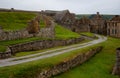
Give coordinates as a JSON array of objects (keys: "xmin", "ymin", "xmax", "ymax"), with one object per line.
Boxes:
[
  {"xmin": 38, "ymin": 46, "xmax": 102, "ymax": 78},
  {"xmin": 36, "ymin": 27, "xmax": 55, "ymax": 38},
  {"xmin": 9, "ymin": 37, "xmax": 84, "ymax": 55},
  {"xmin": 0, "ymin": 29, "xmax": 31, "ymax": 41},
  {"xmin": 112, "ymin": 47, "xmax": 120, "ymax": 76},
  {"xmin": 0, "ymin": 27, "xmax": 55, "ymax": 41},
  {"xmin": 0, "ymin": 47, "xmax": 11, "ymax": 59}
]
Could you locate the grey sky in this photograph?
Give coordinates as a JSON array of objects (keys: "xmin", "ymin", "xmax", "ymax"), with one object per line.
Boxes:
[{"xmin": 0, "ymin": 0, "xmax": 120, "ymax": 14}]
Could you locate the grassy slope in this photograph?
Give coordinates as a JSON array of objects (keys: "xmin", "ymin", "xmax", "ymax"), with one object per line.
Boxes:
[
  {"xmin": 53, "ymin": 37, "xmax": 120, "ymax": 78},
  {"xmin": 55, "ymin": 24, "xmax": 80, "ymax": 39},
  {"xmin": 80, "ymin": 32, "xmax": 95, "ymax": 37},
  {"xmin": 0, "ymin": 12, "xmax": 36, "ymax": 31},
  {"xmin": 0, "ymin": 12, "xmax": 80, "ymax": 52}
]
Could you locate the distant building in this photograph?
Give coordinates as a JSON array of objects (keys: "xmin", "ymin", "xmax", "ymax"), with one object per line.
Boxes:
[
  {"xmin": 107, "ymin": 15, "xmax": 120, "ymax": 38},
  {"xmin": 54, "ymin": 10, "xmax": 76, "ymax": 30},
  {"xmin": 74, "ymin": 16, "xmax": 90, "ymax": 33},
  {"xmin": 90, "ymin": 12, "xmax": 107, "ymax": 35}
]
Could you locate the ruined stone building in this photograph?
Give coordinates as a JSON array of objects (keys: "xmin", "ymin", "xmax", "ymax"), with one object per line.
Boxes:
[
  {"xmin": 41, "ymin": 10, "xmax": 120, "ymax": 38},
  {"xmin": 73, "ymin": 16, "xmax": 90, "ymax": 33},
  {"xmin": 107, "ymin": 15, "xmax": 120, "ymax": 38},
  {"xmin": 54, "ymin": 10, "xmax": 76, "ymax": 29},
  {"xmin": 90, "ymin": 12, "xmax": 107, "ymax": 35},
  {"xmin": 43, "ymin": 10, "xmax": 76, "ymax": 29},
  {"xmin": 27, "ymin": 16, "xmax": 40, "ymax": 34},
  {"xmin": 43, "ymin": 10, "xmax": 58, "ymax": 18}
]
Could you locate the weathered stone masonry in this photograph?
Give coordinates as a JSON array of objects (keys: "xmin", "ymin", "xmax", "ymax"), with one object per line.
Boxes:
[
  {"xmin": 9, "ymin": 37, "xmax": 84, "ymax": 55},
  {"xmin": 0, "ymin": 37, "xmax": 84, "ymax": 59},
  {"xmin": 112, "ymin": 48, "xmax": 120, "ymax": 76},
  {"xmin": 37, "ymin": 46, "xmax": 102, "ymax": 78}
]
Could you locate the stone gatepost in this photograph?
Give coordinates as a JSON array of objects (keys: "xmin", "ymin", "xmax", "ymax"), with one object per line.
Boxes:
[{"xmin": 116, "ymin": 47, "xmax": 120, "ymax": 75}]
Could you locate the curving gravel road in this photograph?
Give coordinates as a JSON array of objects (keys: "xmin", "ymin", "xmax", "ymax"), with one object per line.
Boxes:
[{"xmin": 0, "ymin": 34, "xmax": 107, "ymax": 67}]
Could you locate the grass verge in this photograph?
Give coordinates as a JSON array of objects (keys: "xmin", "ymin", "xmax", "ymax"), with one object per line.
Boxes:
[{"xmin": 80, "ymin": 32, "xmax": 95, "ymax": 37}]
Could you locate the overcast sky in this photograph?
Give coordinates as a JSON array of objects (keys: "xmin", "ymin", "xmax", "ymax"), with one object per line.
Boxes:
[{"xmin": 0, "ymin": 0, "xmax": 120, "ymax": 14}]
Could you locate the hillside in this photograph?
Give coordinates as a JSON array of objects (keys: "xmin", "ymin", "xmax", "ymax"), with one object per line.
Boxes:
[
  {"xmin": 0, "ymin": 12, "xmax": 36, "ymax": 31},
  {"xmin": 0, "ymin": 12, "xmax": 80, "ymax": 52}
]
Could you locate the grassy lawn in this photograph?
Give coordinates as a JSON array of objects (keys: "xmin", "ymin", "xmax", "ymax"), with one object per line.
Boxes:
[
  {"xmin": 80, "ymin": 32, "xmax": 95, "ymax": 37},
  {"xmin": 55, "ymin": 24, "xmax": 80, "ymax": 39},
  {"xmin": 0, "ymin": 12, "xmax": 36, "ymax": 31},
  {"xmin": 53, "ymin": 37, "xmax": 120, "ymax": 78},
  {"xmin": 0, "ymin": 41, "xmax": 101, "ymax": 78}
]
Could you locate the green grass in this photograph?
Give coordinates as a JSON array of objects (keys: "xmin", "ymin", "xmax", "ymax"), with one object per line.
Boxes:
[
  {"xmin": 0, "ymin": 12, "xmax": 36, "ymax": 31},
  {"xmin": 80, "ymin": 32, "xmax": 95, "ymax": 37},
  {"xmin": 53, "ymin": 37, "xmax": 120, "ymax": 78},
  {"xmin": 55, "ymin": 24, "xmax": 80, "ymax": 39},
  {"xmin": 39, "ymin": 19, "xmax": 46, "ymax": 28},
  {"xmin": 0, "ymin": 41, "xmax": 101, "ymax": 78}
]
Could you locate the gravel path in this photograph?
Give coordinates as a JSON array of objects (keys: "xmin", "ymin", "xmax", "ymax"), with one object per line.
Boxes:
[{"xmin": 0, "ymin": 34, "xmax": 107, "ymax": 67}]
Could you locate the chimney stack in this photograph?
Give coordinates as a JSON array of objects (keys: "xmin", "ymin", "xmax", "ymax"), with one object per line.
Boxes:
[{"xmin": 97, "ymin": 12, "xmax": 100, "ymax": 16}]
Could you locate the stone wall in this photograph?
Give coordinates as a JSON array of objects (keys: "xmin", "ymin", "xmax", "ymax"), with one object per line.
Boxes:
[
  {"xmin": 0, "ymin": 27, "xmax": 55, "ymax": 41},
  {"xmin": 112, "ymin": 47, "xmax": 120, "ymax": 76},
  {"xmin": 0, "ymin": 47, "xmax": 11, "ymax": 59},
  {"xmin": 0, "ymin": 29, "xmax": 31, "ymax": 41},
  {"xmin": 37, "ymin": 46, "xmax": 102, "ymax": 78},
  {"xmin": 9, "ymin": 37, "xmax": 84, "ymax": 55}
]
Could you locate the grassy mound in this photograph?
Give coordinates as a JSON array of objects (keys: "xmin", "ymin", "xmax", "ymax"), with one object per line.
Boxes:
[{"xmin": 0, "ymin": 12, "xmax": 36, "ymax": 31}]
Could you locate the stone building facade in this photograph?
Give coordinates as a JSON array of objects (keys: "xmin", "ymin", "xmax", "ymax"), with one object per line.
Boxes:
[
  {"xmin": 74, "ymin": 16, "xmax": 90, "ymax": 33},
  {"xmin": 90, "ymin": 12, "xmax": 107, "ymax": 35},
  {"xmin": 54, "ymin": 10, "xmax": 76, "ymax": 30},
  {"xmin": 107, "ymin": 15, "xmax": 120, "ymax": 38}
]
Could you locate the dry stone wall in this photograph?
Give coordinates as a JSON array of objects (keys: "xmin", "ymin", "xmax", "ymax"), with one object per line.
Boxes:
[
  {"xmin": 0, "ymin": 47, "xmax": 11, "ymax": 59},
  {"xmin": 112, "ymin": 47, "xmax": 120, "ymax": 76},
  {"xmin": 0, "ymin": 29, "xmax": 31, "ymax": 41},
  {"xmin": 0, "ymin": 27, "xmax": 55, "ymax": 41},
  {"xmin": 9, "ymin": 37, "xmax": 84, "ymax": 55},
  {"xmin": 0, "ymin": 37, "xmax": 84, "ymax": 59},
  {"xmin": 37, "ymin": 46, "xmax": 102, "ymax": 78}
]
